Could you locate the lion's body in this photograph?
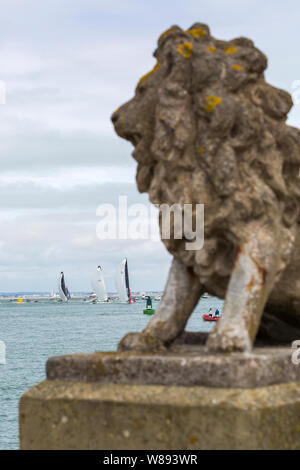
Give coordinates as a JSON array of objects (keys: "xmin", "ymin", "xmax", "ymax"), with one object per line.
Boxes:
[{"xmin": 113, "ymin": 23, "xmax": 300, "ymax": 350}]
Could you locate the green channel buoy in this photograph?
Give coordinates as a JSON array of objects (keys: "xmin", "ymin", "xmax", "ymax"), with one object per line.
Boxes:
[
  {"xmin": 143, "ymin": 308, "xmax": 156, "ymax": 315},
  {"xmin": 143, "ymin": 296, "xmax": 155, "ymax": 315}
]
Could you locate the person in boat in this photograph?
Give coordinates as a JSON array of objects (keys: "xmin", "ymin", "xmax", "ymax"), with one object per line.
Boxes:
[
  {"xmin": 146, "ymin": 296, "xmax": 152, "ymax": 310},
  {"xmin": 215, "ymin": 309, "xmax": 220, "ymax": 317},
  {"xmin": 208, "ymin": 308, "xmax": 213, "ymax": 317}
]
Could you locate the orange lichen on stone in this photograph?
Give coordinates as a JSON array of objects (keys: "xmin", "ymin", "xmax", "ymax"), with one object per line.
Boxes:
[
  {"xmin": 189, "ymin": 435, "xmax": 197, "ymax": 445},
  {"xmin": 207, "ymin": 45, "xmax": 216, "ymax": 52},
  {"xmin": 205, "ymin": 96, "xmax": 222, "ymax": 112},
  {"xmin": 185, "ymin": 28, "xmax": 207, "ymax": 39},
  {"xmin": 224, "ymin": 45, "xmax": 237, "ymax": 55},
  {"xmin": 199, "ymin": 146, "xmax": 204, "ymax": 153},
  {"xmin": 137, "ymin": 60, "xmax": 160, "ymax": 86},
  {"xmin": 232, "ymin": 64, "xmax": 243, "ymax": 70},
  {"xmin": 177, "ymin": 42, "xmax": 193, "ymax": 58}
]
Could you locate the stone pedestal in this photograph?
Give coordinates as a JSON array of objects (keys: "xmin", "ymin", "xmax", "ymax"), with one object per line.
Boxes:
[{"xmin": 19, "ymin": 342, "xmax": 300, "ymax": 450}]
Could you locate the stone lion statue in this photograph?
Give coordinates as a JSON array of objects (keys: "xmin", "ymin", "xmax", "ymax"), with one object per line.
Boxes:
[{"xmin": 112, "ymin": 23, "xmax": 300, "ymax": 353}]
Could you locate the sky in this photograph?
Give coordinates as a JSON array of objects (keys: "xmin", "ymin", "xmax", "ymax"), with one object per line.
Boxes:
[{"xmin": 0, "ymin": 0, "xmax": 299, "ymax": 292}]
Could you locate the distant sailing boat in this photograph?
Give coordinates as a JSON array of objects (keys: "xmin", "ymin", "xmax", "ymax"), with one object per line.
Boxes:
[
  {"xmin": 58, "ymin": 272, "xmax": 71, "ymax": 302},
  {"xmin": 115, "ymin": 258, "xmax": 132, "ymax": 303},
  {"xmin": 49, "ymin": 290, "xmax": 57, "ymax": 300},
  {"xmin": 91, "ymin": 266, "xmax": 108, "ymax": 302}
]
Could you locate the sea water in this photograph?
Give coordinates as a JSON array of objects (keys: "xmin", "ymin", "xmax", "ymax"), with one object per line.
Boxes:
[{"xmin": 0, "ymin": 296, "xmax": 223, "ymax": 449}]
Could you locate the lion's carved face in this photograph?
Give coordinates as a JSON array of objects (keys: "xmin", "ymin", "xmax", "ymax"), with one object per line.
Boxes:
[{"xmin": 112, "ymin": 23, "xmax": 300, "ymax": 298}]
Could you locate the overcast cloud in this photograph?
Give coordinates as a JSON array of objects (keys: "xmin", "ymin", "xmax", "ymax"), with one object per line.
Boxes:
[{"xmin": 0, "ymin": 0, "xmax": 299, "ymax": 291}]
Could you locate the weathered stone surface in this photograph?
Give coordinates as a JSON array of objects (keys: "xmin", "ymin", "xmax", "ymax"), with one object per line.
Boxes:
[
  {"xmin": 112, "ymin": 23, "xmax": 300, "ymax": 353},
  {"xmin": 20, "ymin": 380, "xmax": 300, "ymax": 450},
  {"xmin": 46, "ymin": 345, "xmax": 299, "ymax": 389}
]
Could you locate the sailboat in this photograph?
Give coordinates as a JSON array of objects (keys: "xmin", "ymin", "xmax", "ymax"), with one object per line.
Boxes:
[
  {"xmin": 58, "ymin": 272, "xmax": 71, "ymax": 302},
  {"xmin": 91, "ymin": 266, "xmax": 108, "ymax": 302},
  {"xmin": 115, "ymin": 258, "xmax": 132, "ymax": 303},
  {"xmin": 48, "ymin": 290, "xmax": 57, "ymax": 301}
]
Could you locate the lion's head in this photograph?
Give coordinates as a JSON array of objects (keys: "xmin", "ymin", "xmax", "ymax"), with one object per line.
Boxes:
[{"xmin": 112, "ymin": 23, "xmax": 300, "ymax": 298}]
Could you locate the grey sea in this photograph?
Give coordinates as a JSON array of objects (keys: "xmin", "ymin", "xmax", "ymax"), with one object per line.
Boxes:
[{"xmin": 0, "ymin": 296, "xmax": 223, "ymax": 449}]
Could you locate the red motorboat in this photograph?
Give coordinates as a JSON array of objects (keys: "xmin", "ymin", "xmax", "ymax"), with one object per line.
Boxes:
[{"xmin": 202, "ymin": 314, "xmax": 220, "ymax": 322}]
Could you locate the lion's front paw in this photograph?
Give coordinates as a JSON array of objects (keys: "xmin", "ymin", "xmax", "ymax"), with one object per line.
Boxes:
[
  {"xmin": 206, "ymin": 327, "xmax": 252, "ymax": 353},
  {"xmin": 117, "ymin": 332, "xmax": 166, "ymax": 352}
]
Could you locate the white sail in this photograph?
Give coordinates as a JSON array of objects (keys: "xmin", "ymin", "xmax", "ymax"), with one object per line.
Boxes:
[
  {"xmin": 58, "ymin": 272, "xmax": 70, "ymax": 302},
  {"xmin": 115, "ymin": 258, "xmax": 129, "ymax": 302},
  {"xmin": 91, "ymin": 266, "xmax": 108, "ymax": 302}
]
